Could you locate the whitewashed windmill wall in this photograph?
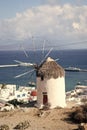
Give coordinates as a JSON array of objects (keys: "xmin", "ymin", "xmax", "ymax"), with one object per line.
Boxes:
[{"xmin": 36, "ymin": 57, "xmax": 66, "ymax": 109}]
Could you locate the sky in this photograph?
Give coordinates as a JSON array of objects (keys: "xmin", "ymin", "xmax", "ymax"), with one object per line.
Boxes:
[{"xmin": 0, "ymin": 0, "xmax": 87, "ymax": 50}]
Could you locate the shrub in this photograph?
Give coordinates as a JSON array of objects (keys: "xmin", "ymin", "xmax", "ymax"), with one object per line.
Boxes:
[{"xmin": 69, "ymin": 104, "xmax": 87, "ymax": 123}]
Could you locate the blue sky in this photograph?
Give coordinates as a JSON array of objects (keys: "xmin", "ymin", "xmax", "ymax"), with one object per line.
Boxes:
[
  {"xmin": 0, "ymin": 0, "xmax": 42, "ymax": 19},
  {"xmin": 0, "ymin": 0, "xmax": 87, "ymax": 19},
  {"xmin": 0, "ymin": 0, "xmax": 87, "ymax": 50}
]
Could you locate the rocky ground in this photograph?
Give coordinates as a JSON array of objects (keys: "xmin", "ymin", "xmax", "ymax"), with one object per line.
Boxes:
[{"xmin": 0, "ymin": 101, "xmax": 79, "ymax": 130}]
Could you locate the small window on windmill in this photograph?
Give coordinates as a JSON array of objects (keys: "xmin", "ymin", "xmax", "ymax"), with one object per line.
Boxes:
[
  {"xmin": 40, "ymin": 72, "xmax": 44, "ymax": 81},
  {"xmin": 41, "ymin": 75, "xmax": 44, "ymax": 80}
]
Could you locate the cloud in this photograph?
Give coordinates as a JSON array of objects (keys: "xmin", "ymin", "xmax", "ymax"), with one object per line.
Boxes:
[
  {"xmin": 72, "ymin": 22, "xmax": 80, "ymax": 30},
  {"xmin": 0, "ymin": 4, "xmax": 87, "ymax": 49}
]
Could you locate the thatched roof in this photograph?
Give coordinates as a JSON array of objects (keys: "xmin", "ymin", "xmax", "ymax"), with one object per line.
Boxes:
[{"xmin": 37, "ymin": 57, "xmax": 65, "ymax": 80}]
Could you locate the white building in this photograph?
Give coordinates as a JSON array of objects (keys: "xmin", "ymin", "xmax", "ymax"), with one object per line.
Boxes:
[
  {"xmin": 0, "ymin": 84, "xmax": 16, "ymax": 98},
  {"xmin": 36, "ymin": 57, "xmax": 66, "ymax": 109},
  {"xmin": 0, "ymin": 84, "xmax": 16, "ymax": 102}
]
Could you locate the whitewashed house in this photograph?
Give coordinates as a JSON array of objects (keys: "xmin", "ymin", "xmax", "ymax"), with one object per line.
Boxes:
[
  {"xmin": 0, "ymin": 84, "xmax": 16, "ymax": 98},
  {"xmin": 36, "ymin": 57, "xmax": 66, "ymax": 109}
]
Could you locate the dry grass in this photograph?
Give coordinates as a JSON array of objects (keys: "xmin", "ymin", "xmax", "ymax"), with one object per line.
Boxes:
[{"xmin": 0, "ymin": 106, "xmax": 78, "ymax": 130}]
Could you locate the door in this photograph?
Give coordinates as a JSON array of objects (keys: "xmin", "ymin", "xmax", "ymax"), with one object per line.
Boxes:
[{"xmin": 43, "ymin": 92, "xmax": 48, "ymax": 105}]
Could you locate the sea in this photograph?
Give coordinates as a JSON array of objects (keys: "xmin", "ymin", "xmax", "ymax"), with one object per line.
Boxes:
[{"xmin": 0, "ymin": 49, "xmax": 87, "ymax": 92}]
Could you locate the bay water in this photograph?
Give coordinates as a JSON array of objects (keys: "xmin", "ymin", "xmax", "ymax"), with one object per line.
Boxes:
[{"xmin": 0, "ymin": 49, "xmax": 87, "ymax": 91}]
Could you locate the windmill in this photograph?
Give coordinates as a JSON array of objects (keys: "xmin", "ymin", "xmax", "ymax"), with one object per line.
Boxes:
[{"xmin": 0, "ymin": 46, "xmax": 66, "ymax": 109}]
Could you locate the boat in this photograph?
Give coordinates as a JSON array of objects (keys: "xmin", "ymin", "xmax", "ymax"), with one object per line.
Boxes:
[{"xmin": 65, "ymin": 67, "xmax": 81, "ymax": 72}]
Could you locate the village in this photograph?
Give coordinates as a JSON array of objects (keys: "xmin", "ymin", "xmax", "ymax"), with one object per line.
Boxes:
[{"xmin": 0, "ymin": 81, "xmax": 87, "ymax": 112}]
